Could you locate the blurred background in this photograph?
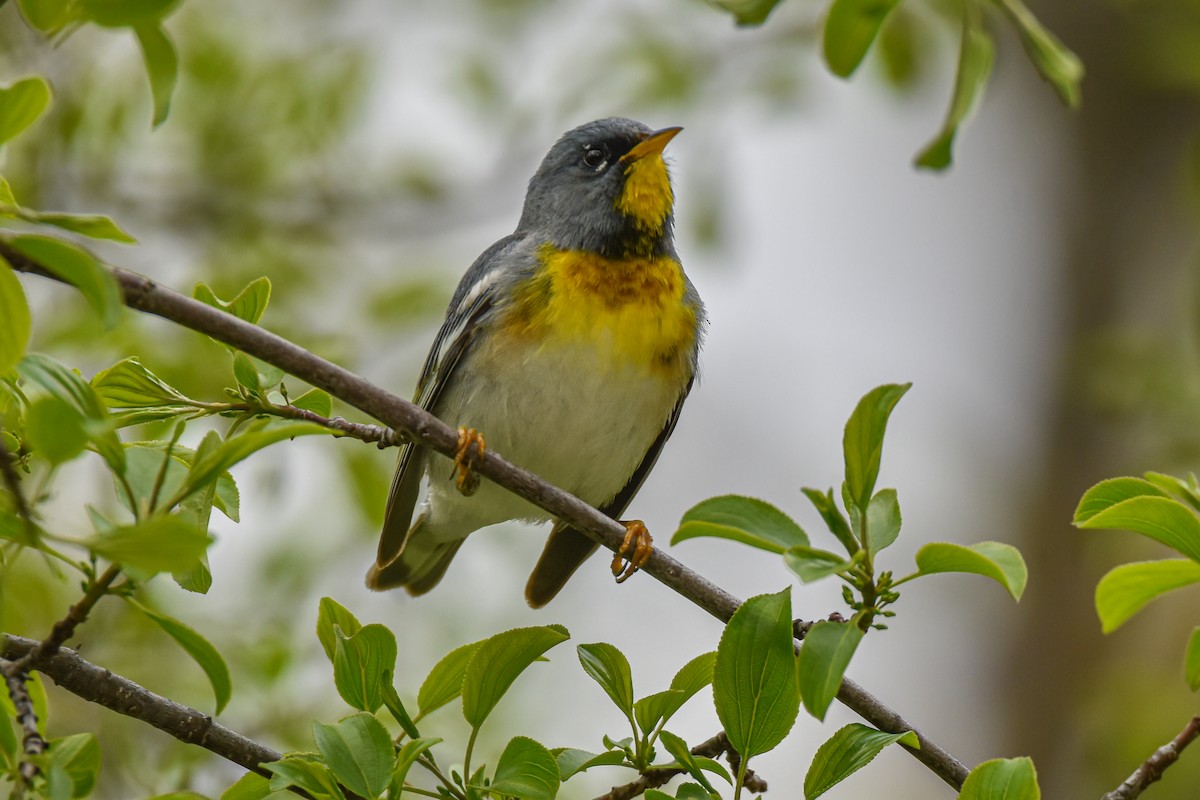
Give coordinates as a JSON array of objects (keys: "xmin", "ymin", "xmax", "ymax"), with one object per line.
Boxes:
[{"xmin": 3, "ymin": 0, "xmax": 1200, "ymax": 797}]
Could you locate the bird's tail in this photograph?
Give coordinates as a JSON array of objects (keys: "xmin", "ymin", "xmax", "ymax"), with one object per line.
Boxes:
[{"xmin": 365, "ymin": 514, "xmax": 464, "ymax": 596}]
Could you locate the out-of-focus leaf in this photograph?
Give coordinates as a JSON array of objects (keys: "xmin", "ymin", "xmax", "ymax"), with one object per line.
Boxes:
[
  {"xmin": 47, "ymin": 733, "xmax": 100, "ymax": 798},
  {"xmin": 0, "ymin": 261, "xmax": 31, "ymax": 375},
  {"xmin": 135, "ymin": 23, "xmax": 178, "ymax": 127},
  {"xmin": 997, "ymin": 0, "xmax": 1083, "ymax": 108},
  {"xmin": 673, "ymin": 495, "xmax": 808, "ymax": 554},
  {"xmin": 19, "ymin": 353, "xmax": 124, "ymax": 472},
  {"xmin": 915, "ymin": 6, "xmax": 994, "ymax": 170},
  {"xmin": 823, "ymin": 0, "xmax": 903, "ymax": 78},
  {"xmin": 77, "ymin": 0, "xmax": 179, "ymax": 27},
  {"xmin": 9, "ymin": 235, "xmax": 122, "ymax": 329},
  {"xmin": 26, "ymin": 395, "xmax": 88, "ymax": 464},
  {"xmin": 0, "ymin": 204, "xmax": 136, "ymax": 243},
  {"xmin": 709, "ymin": 0, "xmax": 786, "ymax": 26},
  {"xmin": 194, "ymin": 278, "xmax": 271, "ymax": 325},
  {"xmin": 127, "ymin": 598, "xmax": 232, "ymax": 713},
  {"xmin": 804, "ymin": 723, "xmax": 918, "ymax": 799},
  {"xmin": 1076, "ymin": 495, "xmax": 1200, "ymax": 563},
  {"xmin": 16, "ymin": 0, "xmax": 74, "ymax": 32},
  {"xmin": 1094, "ymin": 559, "xmax": 1200, "ymax": 633},
  {"xmin": 0, "ymin": 77, "xmax": 51, "ymax": 145},
  {"xmin": 913, "ymin": 541, "xmax": 1028, "ymax": 601},
  {"xmin": 1186, "ymin": 628, "xmax": 1200, "ymax": 692},
  {"xmin": 84, "ymin": 515, "xmax": 210, "ymax": 574},
  {"xmin": 958, "ymin": 756, "xmax": 1040, "ymax": 799}
]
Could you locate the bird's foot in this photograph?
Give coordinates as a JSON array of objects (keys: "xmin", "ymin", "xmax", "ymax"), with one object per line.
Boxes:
[
  {"xmin": 611, "ymin": 520, "xmax": 653, "ymax": 583},
  {"xmin": 450, "ymin": 427, "xmax": 486, "ymax": 496}
]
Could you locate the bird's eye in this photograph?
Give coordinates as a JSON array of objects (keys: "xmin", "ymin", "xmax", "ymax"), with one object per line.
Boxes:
[{"xmin": 582, "ymin": 147, "xmax": 607, "ymax": 170}]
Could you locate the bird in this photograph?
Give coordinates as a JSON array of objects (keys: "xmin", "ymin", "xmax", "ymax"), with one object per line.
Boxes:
[{"xmin": 366, "ymin": 117, "xmax": 705, "ymax": 607}]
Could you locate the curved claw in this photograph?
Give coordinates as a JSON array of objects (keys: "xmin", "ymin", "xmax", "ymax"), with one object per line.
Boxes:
[
  {"xmin": 450, "ymin": 427, "xmax": 486, "ymax": 496},
  {"xmin": 611, "ymin": 520, "xmax": 652, "ymax": 584}
]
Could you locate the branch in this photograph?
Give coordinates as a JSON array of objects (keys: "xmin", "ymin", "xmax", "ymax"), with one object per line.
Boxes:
[
  {"xmin": 5, "ymin": 247, "xmax": 971, "ymax": 790},
  {"xmin": 4, "ymin": 564, "xmax": 122, "ymax": 676},
  {"xmin": 1101, "ymin": 715, "xmax": 1200, "ymax": 800},
  {"xmin": 0, "ymin": 635, "xmax": 311, "ymax": 796},
  {"xmin": 594, "ymin": 732, "xmax": 765, "ymax": 800},
  {"xmin": 1, "ymin": 660, "xmax": 47, "ymax": 790}
]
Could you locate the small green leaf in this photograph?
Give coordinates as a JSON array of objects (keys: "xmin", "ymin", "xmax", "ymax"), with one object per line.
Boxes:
[
  {"xmin": 47, "ymin": 733, "xmax": 100, "ymax": 798},
  {"xmin": 996, "ymin": 0, "xmax": 1082, "ymax": 108},
  {"xmin": 418, "ymin": 639, "xmax": 483, "ymax": 717},
  {"xmin": 218, "ymin": 771, "xmax": 271, "ymax": 800},
  {"xmin": 842, "ymin": 383, "xmax": 910, "ymax": 511},
  {"xmin": 77, "ymin": 0, "xmax": 179, "ymax": 27},
  {"xmin": 263, "ymin": 755, "xmax": 344, "ymax": 799},
  {"xmin": 802, "ymin": 487, "xmax": 858, "ymax": 556},
  {"xmin": 313, "ymin": 713, "xmax": 394, "ymax": 799},
  {"xmin": 915, "ymin": 5, "xmax": 994, "ymax": 170},
  {"xmin": 1076, "ymin": 495, "xmax": 1200, "ymax": 563},
  {"xmin": 865, "ymin": 488, "xmax": 901, "ymax": 554},
  {"xmin": 913, "ymin": 541, "xmax": 1028, "ymax": 601},
  {"xmin": 578, "ymin": 642, "xmax": 635, "ymax": 716},
  {"xmin": 193, "ymin": 278, "xmax": 271, "ymax": 325},
  {"xmin": 390, "ymin": 737, "xmax": 441, "ymax": 795},
  {"xmin": 85, "ymin": 515, "xmax": 209, "ymax": 574},
  {"xmin": 316, "ymin": 596, "xmax": 361, "ymax": 662},
  {"xmin": 958, "ymin": 756, "xmax": 1040, "ymax": 800},
  {"xmin": 659, "ymin": 730, "xmax": 719, "ymax": 792},
  {"xmin": 709, "ymin": 0, "xmax": 786, "ymax": 26},
  {"xmin": 633, "ymin": 652, "xmax": 717, "ymax": 734},
  {"xmin": 1144, "ymin": 472, "xmax": 1200, "ymax": 515},
  {"xmin": 714, "ymin": 589, "xmax": 801, "ymax": 759},
  {"xmin": 20, "ymin": 353, "xmax": 124, "ymax": 472},
  {"xmin": 1074, "ymin": 477, "xmax": 1169, "ymax": 524},
  {"xmin": 92, "ymin": 357, "xmax": 194, "ymax": 409},
  {"xmin": 0, "ymin": 262, "xmax": 31, "ymax": 375},
  {"xmin": 797, "ymin": 620, "xmax": 864, "ymax": 721},
  {"xmin": 0, "ymin": 205, "xmax": 137, "ymax": 243},
  {"xmin": 135, "ymin": 23, "xmax": 178, "ymax": 127},
  {"xmin": 333, "ymin": 623, "xmax": 397, "ymax": 713},
  {"xmin": 1094, "ymin": 560, "xmax": 1200, "ymax": 633},
  {"xmin": 0, "ymin": 77, "xmax": 52, "ymax": 145},
  {"xmin": 553, "ymin": 748, "xmax": 626, "ymax": 780},
  {"xmin": 489, "ymin": 736, "xmax": 561, "ymax": 800},
  {"xmin": 127, "ymin": 598, "xmax": 232, "ymax": 713},
  {"xmin": 381, "ymin": 679, "xmax": 421, "ymax": 740},
  {"xmin": 784, "ymin": 546, "xmax": 855, "ymax": 584},
  {"xmin": 233, "ymin": 352, "xmax": 264, "ymax": 394},
  {"xmin": 10, "ymin": 234, "xmax": 123, "ymax": 329},
  {"xmin": 1186, "ymin": 628, "xmax": 1200, "ymax": 692},
  {"xmin": 461, "ymin": 624, "xmax": 569, "ymax": 729},
  {"xmin": 804, "ymin": 723, "xmax": 918, "ymax": 799},
  {"xmin": 670, "ymin": 650, "xmax": 717, "ymax": 697},
  {"xmin": 26, "ymin": 395, "xmax": 89, "ymax": 464},
  {"xmin": 823, "ymin": 0, "xmax": 903, "ymax": 78},
  {"xmin": 16, "ymin": 0, "xmax": 74, "ymax": 32},
  {"xmin": 673, "ymin": 495, "xmax": 808, "ymax": 554},
  {"xmin": 291, "ymin": 388, "xmax": 332, "ymax": 418}
]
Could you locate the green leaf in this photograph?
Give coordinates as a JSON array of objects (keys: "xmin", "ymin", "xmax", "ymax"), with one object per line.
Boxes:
[
  {"xmin": 316, "ymin": 596, "xmax": 361, "ymax": 662},
  {"xmin": 1094, "ymin": 560, "xmax": 1200, "ymax": 633},
  {"xmin": 797, "ymin": 620, "xmax": 863, "ymax": 721},
  {"xmin": 714, "ymin": 589, "xmax": 801, "ymax": 759},
  {"xmin": 709, "ymin": 0, "xmax": 786, "ymax": 26},
  {"xmin": 16, "ymin": 0, "xmax": 74, "ymax": 32},
  {"xmin": 26, "ymin": 395, "xmax": 89, "ymax": 464},
  {"xmin": 0, "ymin": 77, "xmax": 51, "ymax": 145},
  {"xmin": 85, "ymin": 515, "xmax": 209, "ymax": 574},
  {"xmin": 996, "ymin": 0, "xmax": 1082, "ymax": 108},
  {"xmin": 670, "ymin": 650, "xmax": 717, "ymax": 697},
  {"xmin": 1076, "ymin": 495, "xmax": 1200, "ymax": 563},
  {"xmin": 77, "ymin": 0, "xmax": 179, "ymax": 27},
  {"xmin": 672, "ymin": 495, "xmax": 808, "ymax": 554},
  {"xmin": 135, "ymin": 23, "xmax": 178, "ymax": 127},
  {"xmin": 127, "ymin": 598, "xmax": 232, "ymax": 713},
  {"xmin": 263, "ymin": 755, "xmax": 345, "ymax": 799},
  {"xmin": 0, "ymin": 708, "xmax": 17, "ymax": 763},
  {"xmin": 803, "ymin": 724, "xmax": 918, "ymax": 799},
  {"xmin": 958, "ymin": 756, "xmax": 1040, "ymax": 800},
  {"xmin": 865, "ymin": 488, "xmax": 901, "ymax": 554},
  {"xmin": 194, "ymin": 277, "xmax": 271, "ymax": 325},
  {"xmin": 823, "ymin": 0, "xmax": 903, "ymax": 78},
  {"xmin": 553, "ymin": 748, "xmax": 626, "ymax": 780},
  {"xmin": 802, "ymin": 487, "xmax": 858, "ymax": 556},
  {"xmin": 390, "ymin": 737, "xmax": 441, "ymax": 796},
  {"xmin": 418, "ymin": 639, "xmax": 483, "ymax": 717},
  {"xmin": 1074, "ymin": 477, "xmax": 1169, "ymax": 524},
  {"xmin": 170, "ymin": 420, "xmax": 327, "ymax": 508},
  {"xmin": 19, "ymin": 353, "xmax": 124, "ymax": 472},
  {"xmin": 1144, "ymin": 472, "xmax": 1200, "ymax": 515},
  {"xmin": 1184, "ymin": 628, "xmax": 1200, "ymax": 693},
  {"xmin": 461, "ymin": 624, "xmax": 570, "ymax": 729},
  {"xmin": 842, "ymin": 383, "xmax": 910, "ymax": 511},
  {"xmin": 313, "ymin": 714, "xmax": 395, "ymax": 799},
  {"xmin": 489, "ymin": 736, "xmax": 561, "ymax": 800},
  {"xmin": 0, "ymin": 204, "xmax": 137, "ymax": 243},
  {"xmin": 915, "ymin": 4, "xmax": 994, "ymax": 170},
  {"xmin": 291, "ymin": 388, "xmax": 332, "ymax": 418},
  {"xmin": 0, "ymin": 262, "xmax": 31, "ymax": 375},
  {"xmin": 659, "ymin": 730, "xmax": 718, "ymax": 792},
  {"xmin": 784, "ymin": 546, "xmax": 855, "ymax": 584},
  {"xmin": 47, "ymin": 733, "xmax": 100, "ymax": 798},
  {"xmin": 633, "ymin": 651, "xmax": 717, "ymax": 735},
  {"xmin": 92, "ymin": 357, "xmax": 194, "ymax": 409},
  {"xmin": 10, "ymin": 234, "xmax": 123, "ymax": 329},
  {"xmin": 218, "ymin": 771, "xmax": 272, "ymax": 800},
  {"xmin": 578, "ymin": 642, "xmax": 635, "ymax": 716},
  {"xmin": 913, "ymin": 541, "xmax": 1028, "ymax": 601},
  {"xmin": 333, "ymin": 623, "xmax": 397, "ymax": 713}
]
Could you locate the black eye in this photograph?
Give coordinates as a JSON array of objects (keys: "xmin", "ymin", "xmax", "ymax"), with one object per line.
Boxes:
[{"xmin": 582, "ymin": 146, "xmax": 607, "ymax": 169}]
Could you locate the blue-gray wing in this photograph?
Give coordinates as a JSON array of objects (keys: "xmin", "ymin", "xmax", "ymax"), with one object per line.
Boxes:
[{"xmin": 368, "ymin": 234, "xmax": 525, "ymax": 582}]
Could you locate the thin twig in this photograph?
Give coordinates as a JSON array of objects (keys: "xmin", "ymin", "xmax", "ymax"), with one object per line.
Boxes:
[
  {"xmin": 594, "ymin": 731, "xmax": 764, "ymax": 800},
  {"xmin": 5, "ymin": 563, "xmax": 122, "ymax": 676},
  {"xmin": 5, "ymin": 247, "xmax": 971, "ymax": 790},
  {"xmin": 1101, "ymin": 715, "xmax": 1200, "ymax": 800},
  {"xmin": 1, "ymin": 660, "xmax": 48, "ymax": 791}
]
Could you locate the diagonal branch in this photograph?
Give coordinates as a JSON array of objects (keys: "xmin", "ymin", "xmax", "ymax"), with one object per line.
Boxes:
[
  {"xmin": 1101, "ymin": 715, "xmax": 1200, "ymax": 800},
  {"xmin": 4, "ymin": 247, "xmax": 970, "ymax": 790}
]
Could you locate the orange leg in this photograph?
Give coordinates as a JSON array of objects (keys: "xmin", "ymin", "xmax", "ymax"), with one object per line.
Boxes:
[
  {"xmin": 611, "ymin": 520, "xmax": 653, "ymax": 583},
  {"xmin": 450, "ymin": 427, "xmax": 486, "ymax": 496}
]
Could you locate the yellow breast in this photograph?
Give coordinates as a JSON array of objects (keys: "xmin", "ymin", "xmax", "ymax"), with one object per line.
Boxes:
[{"xmin": 502, "ymin": 245, "xmax": 697, "ymax": 377}]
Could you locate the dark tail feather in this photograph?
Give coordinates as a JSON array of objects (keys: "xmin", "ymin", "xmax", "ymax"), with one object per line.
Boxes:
[{"xmin": 524, "ymin": 523, "xmax": 599, "ymax": 608}]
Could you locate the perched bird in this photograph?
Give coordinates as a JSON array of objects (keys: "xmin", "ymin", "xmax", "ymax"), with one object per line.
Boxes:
[{"xmin": 366, "ymin": 117, "xmax": 705, "ymax": 607}]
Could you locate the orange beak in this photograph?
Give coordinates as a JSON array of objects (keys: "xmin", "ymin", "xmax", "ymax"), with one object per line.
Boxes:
[{"xmin": 620, "ymin": 126, "xmax": 683, "ymax": 163}]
